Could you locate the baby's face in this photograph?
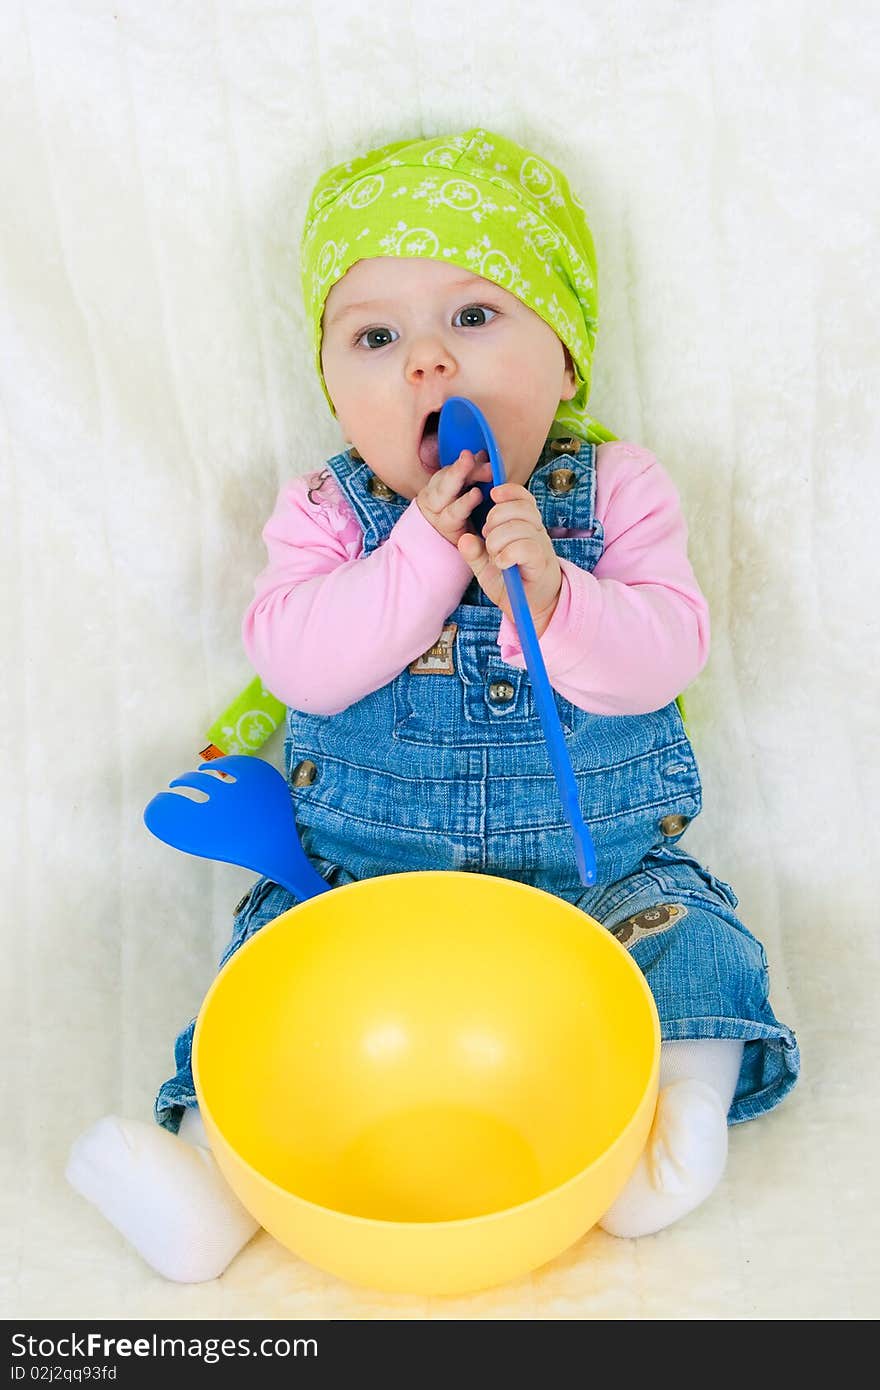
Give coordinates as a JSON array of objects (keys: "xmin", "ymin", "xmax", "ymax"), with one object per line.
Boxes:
[{"xmin": 320, "ymin": 257, "xmax": 577, "ymax": 500}]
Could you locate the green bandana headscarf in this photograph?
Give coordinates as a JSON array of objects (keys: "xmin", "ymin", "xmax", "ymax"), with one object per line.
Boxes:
[
  {"xmin": 203, "ymin": 128, "xmax": 620, "ymax": 755},
  {"xmin": 301, "ymin": 126, "xmax": 617, "ymax": 447}
]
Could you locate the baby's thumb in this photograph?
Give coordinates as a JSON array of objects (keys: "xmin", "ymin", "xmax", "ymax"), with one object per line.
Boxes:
[{"xmin": 457, "ymin": 532, "xmax": 484, "ymax": 566}]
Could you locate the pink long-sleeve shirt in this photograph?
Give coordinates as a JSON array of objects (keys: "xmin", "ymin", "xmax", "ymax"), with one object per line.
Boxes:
[{"xmin": 242, "ymin": 442, "xmax": 710, "ymax": 718}]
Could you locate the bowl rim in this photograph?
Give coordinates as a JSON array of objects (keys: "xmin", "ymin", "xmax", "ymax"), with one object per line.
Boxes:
[{"xmin": 192, "ymin": 869, "xmax": 661, "ymax": 1230}]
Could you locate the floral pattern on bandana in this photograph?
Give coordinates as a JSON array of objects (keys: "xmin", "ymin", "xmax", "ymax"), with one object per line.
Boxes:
[{"xmin": 300, "ymin": 128, "xmax": 617, "ymax": 447}]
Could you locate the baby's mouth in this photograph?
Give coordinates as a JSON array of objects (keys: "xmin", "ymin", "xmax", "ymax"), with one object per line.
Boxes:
[{"xmin": 418, "ymin": 411, "xmax": 441, "ymax": 471}]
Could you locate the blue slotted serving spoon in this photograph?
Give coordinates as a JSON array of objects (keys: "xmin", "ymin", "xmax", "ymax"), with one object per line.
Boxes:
[
  {"xmin": 144, "ymin": 754, "xmax": 332, "ymax": 901},
  {"xmin": 439, "ymin": 396, "xmax": 598, "ymax": 887}
]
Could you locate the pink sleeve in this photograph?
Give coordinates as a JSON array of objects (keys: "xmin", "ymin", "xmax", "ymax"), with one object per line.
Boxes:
[
  {"xmin": 242, "ymin": 470, "xmax": 473, "ymax": 714},
  {"xmin": 496, "ymin": 443, "xmax": 710, "ymax": 714}
]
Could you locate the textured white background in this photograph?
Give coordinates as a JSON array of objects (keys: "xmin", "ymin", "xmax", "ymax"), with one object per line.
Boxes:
[{"xmin": 1, "ymin": 0, "xmax": 877, "ymax": 1319}]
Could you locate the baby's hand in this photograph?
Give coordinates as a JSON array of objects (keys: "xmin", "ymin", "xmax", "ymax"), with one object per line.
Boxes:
[
  {"xmin": 417, "ymin": 450, "xmax": 493, "ymax": 547},
  {"xmin": 457, "ymin": 483, "xmax": 563, "ymax": 638}
]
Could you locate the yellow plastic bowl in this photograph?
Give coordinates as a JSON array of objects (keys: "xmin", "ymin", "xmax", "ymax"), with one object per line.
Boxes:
[{"xmin": 193, "ymin": 870, "xmax": 659, "ymax": 1295}]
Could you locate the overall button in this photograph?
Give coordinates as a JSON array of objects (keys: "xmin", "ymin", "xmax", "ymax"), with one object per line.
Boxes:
[
  {"xmin": 488, "ymin": 681, "xmax": 515, "ymax": 704},
  {"xmin": 659, "ymin": 813, "xmax": 689, "ymax": 837},
  {"xmin": 291, "ymin": 759, "xmax": 319, "ymax": 787},
  {"xmin": 548, "ymin": 467, "xmax": 577, "ymax": 495},
  {"xmin": 368, "ymin": 475, "xmax": 397, "ymax": 500}
]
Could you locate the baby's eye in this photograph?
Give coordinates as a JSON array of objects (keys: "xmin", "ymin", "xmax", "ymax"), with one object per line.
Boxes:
[
  {"xmin": 355, "ymin": 323, "xmax": 400, "ymax": 347},
  {"xmin": 453, "ymin": 304, "xmax": 498, "ymax": 329}
]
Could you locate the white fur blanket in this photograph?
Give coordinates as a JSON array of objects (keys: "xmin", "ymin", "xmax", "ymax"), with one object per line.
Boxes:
[{"xmin": 2, "ymin": 0, "xmax": 877, "ymax": 1320}]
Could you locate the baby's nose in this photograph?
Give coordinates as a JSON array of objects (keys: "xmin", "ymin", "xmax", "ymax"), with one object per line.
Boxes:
[{"xmin": 405, "ymin": 336, "xmax": 455, "ymax": 380}]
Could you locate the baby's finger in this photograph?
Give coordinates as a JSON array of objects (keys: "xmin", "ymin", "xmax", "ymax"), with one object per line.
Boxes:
[
  {"xmin": 489, "ymin": 482, "xmax": 533, "ymax": 505},
  {"xmin": 457, "ymin": 449, "xmax": 492, "ymax": 489},
  {"xmin": 469, "ymin": 454, "xmax": 493, "ymax": 481},
  {"xmin": 457, "ymin": 533, "xmax": 508, "ymax": 611},
  {"xmin": 484, "ymin": 515, "xmax": 543, "ymax": 548},
  {"xmin": 489, "ymin": 538, "xmax": 538, "ymax": 572},
  {"xmin": 446, "ymin": 484, "xmax": 487, "ymax": 523},
  {"xmin": 485, "ymin": 522, "xmax": 542, "ymax": 567},
  {"xmin": 482, "ymin": 499, "xmax": 542, "ymax": 537},
  {"xmin": 423, "ymin": 451, "xmax": 475, "ymax": 508},
  {"xmin": 444, "ymin": 453, "xmax": 486, "ymax": 469},
  {"xmin": 457, "ymin": 530, "xmax": 485, "ymax": 565}
]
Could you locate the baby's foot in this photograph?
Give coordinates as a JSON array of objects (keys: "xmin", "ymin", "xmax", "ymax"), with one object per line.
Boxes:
[
  {"xmin": 66, "ymin": 1115, "xmax": 259, "ymax": 1282},
  {"xmin": 598, "ymin": 1079, "xmax": 729, "ymax": 1238}
]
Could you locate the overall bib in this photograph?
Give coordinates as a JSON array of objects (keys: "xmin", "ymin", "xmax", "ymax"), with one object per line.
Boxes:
[{"xmin": 156, "ymin": 438, "xmax": 799, "ymax": 1132}]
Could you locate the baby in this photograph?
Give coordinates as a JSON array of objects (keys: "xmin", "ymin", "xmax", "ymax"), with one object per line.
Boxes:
[{"xmin": 67, "ymin": 128, "xmax": 799, "ymax": 1283}]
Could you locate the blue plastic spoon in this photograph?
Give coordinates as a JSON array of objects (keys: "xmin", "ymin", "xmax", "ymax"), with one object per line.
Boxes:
[
  {"xmin": 144, "ymin": 753, "xmax": 332, "ymax": 901},
  {"xmin": 438, "ymin": 396, "xmax": 597, "ymax": 886}
]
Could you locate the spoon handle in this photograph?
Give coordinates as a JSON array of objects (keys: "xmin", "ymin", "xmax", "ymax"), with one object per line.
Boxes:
[{"xmin": 438, "ymin": 397, "xmax": 597, "ymax": 886}]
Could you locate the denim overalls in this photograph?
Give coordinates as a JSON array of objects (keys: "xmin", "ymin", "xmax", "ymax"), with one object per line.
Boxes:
[{"xmin": 156, "ymin": 437, "xmax": 799, "ymax": 1132}]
